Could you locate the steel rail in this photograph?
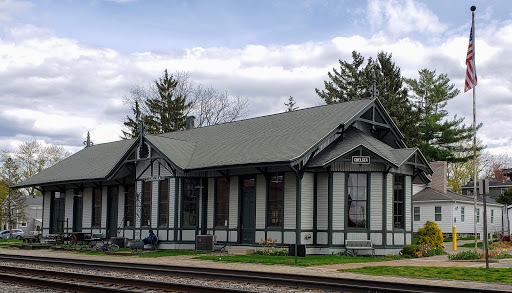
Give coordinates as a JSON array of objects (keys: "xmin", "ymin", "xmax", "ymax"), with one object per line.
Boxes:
[
  {"xmin": 0, "ymin": 254, "xmax": 507, "ymax": 293},
  {"xmin": 0, "ymin": 265, "xmax": 255, "ymax": 293}
]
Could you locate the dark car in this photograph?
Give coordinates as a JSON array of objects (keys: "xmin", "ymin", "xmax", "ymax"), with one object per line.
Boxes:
[{"xmin": 0, "ymin": 229, "xmax": 25, "ymax": 240}]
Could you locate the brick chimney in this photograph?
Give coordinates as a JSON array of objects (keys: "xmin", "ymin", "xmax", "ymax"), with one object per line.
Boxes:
[
  {"xmin": 430, "ymin": 161, "xmax": 447, "ymax": 194},
  {"xmin": 185, "ymin": 116, "xmax": 195, "ymax": 130}
]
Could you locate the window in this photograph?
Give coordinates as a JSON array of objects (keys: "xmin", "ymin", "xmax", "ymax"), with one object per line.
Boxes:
[
  {"xmin": 434, "ymin": 206, "xmax": 442, "ymax": 221},
  {"xmin": 182, "ymin": 178, "xmax": 200, "ymax": 227},
  {"xmin": 347, "ymin": 173, "xmax": 367, "ymax": 228},
  {"xmin": 124, "ymin": 185, "xmax": 135, "ymax": 227},
  {"xmin": 491, "ymin": 209, "xmax": 494, "ymax": 224},
  {"xmin": 142, "ymin": 181, "xmax": 152, "ymax": 226},
  {"xmin": 477, "ymin": 208, "xmax": 480, "ymax": 223},
  {"xmin": 461, "ymin": 207, "xmax": 465, "ymax": 222},
  {"xmin": 393, "ymin": 175, "xmax": 404, "ymax": 228},
  {"xmin": 413, "ymin": 207, "xmax": 420, "ymax": 221},
  {"xmin": 159, "ymin": 180, "xmax": 169, "ymax": 227},
  {"xmin": 268, "ymin": 173, "xmax": 284, "ymax": 227},
  {"xmin": 215, "ymin": 178, "xmax": 229, "ymax": 227},
  {"xmin": 92, "ymin": 187, "xmax": 102, "ymax": 227},
  {"xmin": 20, "ymin": 222, "xmax": 27, "ymax": 227}
]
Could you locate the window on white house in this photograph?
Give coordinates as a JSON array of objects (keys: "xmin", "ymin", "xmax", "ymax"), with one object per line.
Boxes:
[
  {"xmin": 413, "ymin": 207, "xmax": 420, "ymax": 221},
  {"xmin": 435, "ymin": 206, "xmax": 442, "ymax": 221},
  {"xmin": 20, "ymin": 222, "xmax": 27, "ymax": 227},
  {"xmin": 477, "ymin": 208, "xmax": 480, "ymax": 223},
  {"xmin": 491, "ymin": 209, "xmax": 494, "ymax": 224},
  {"xmin": 461, "ymin": 207, "xmax": 465, "ymax": 222}
]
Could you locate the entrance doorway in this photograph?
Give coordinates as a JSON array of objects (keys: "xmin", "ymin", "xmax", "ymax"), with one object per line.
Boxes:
[
  {"xmin": 241, "ymin": 176, "xmax": 256, "ymax": 244},
  {"xmin": 50, "ymin": 192, "xmax": 65, "ymax": 234},
  {"xmin": 72, "ymin": 195, "xmax": 83, "ymax": 232}
]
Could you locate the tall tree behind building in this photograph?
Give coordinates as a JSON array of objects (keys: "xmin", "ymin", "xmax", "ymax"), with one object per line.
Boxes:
[
  {"xmin": 316, "ymin": 51, "xmax": 419, "ymax": 147},
  {"xmin": 405, "ymin": 69, "xmax": 475, "ymax": 162},
  {"xmin": 122, "ymin": 70, "xmax": 248, "ymax": 139}
]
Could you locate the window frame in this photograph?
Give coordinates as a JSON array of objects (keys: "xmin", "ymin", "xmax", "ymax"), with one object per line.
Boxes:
[
  {"xmin": 214, "ymin": 177, "xmax": 229, "ymax": 228},
  {"xmin": 124, "ymin": 185, "xmax": 135, "ymax": 227},
  {"xmin": 413, "ymin": 206, "xmax": 420, "ymax": 221},
  {"xmin": 393, "ymin": 175, "xmax": 405, "ymax": 229},
  {"xmin": 158, "ymin": 179, "xmax": 169, "ymax": 227},
  {"xmin": 477, "ymin": 208, "xmax": 480, "ymax": 223},
  {"xmin": 182, "ymin": 178, "xmax": 200, "ymax": 228},
  {"xmin": 434, "ymin": 206, "xmax": 442, "ymax": 221},
  {"xmin": 141, "ymin": 181, "xmax": 152, "ymax": 227},
  {"xmin": 491, "ymin": 209, "xmax": 494, "ymax": 224},
  {"xmin": 267, "ymin": 172, "xmax": 284, "ymax": 228},
  {"xmin": 92, "ymin": 187, "xmax": 102, "ymax": 228},
  {"xmin": 461, "ymin": 206, "xmax": 465, "ymax": 222},
  {"xmin": 346, "ymin": 173, "xmax": 368, "ymax": 229}
]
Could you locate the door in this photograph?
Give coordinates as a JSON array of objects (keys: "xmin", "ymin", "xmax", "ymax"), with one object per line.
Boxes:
[
  {"xmin": 107, "ymin": 186, "xmax": 119, "ymax": 239},
  {"xmin": 50, "ymin": 192, "xmax": 65, "ymax": 234},
  {"xmin": 72, "ymin": 195, "xmax": 83, "ymax": 232},
  {"xmin": 241, "ymin": 176, "xmax": 256, "ymax": 244}
]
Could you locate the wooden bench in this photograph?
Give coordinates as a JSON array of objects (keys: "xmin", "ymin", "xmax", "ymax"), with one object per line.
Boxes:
[{"xmin": 345, "ymin": 240, "xmax": 375, "ymax": 256}]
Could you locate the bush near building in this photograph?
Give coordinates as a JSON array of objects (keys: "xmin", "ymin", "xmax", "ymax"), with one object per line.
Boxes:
[{"xmin": 417, "ymin": 221, "xmax": 444, "ymax": 248}]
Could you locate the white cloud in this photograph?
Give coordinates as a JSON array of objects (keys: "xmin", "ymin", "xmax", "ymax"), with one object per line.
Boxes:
[
  {"xmin": 367, "ymin": 0, "xmax": 447, "ymax": 39},
  {"xmin": 0, "ymin": 1, "xmax": 510, "ymax": 159},
  {"xmin": 0, "ymin": 0, "xmax": 32, "ymax": 22}
]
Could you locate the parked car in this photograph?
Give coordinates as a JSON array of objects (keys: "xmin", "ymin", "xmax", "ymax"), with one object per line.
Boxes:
[{"xmin": 0, "ymin": 229, "xmax": 25, "ymax": 240}]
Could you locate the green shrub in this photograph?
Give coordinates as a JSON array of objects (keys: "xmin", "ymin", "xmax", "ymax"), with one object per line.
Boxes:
[
  {"xmin": 449, "ymin": 250, "xmax": 481, "ymax": 260},
  {"xmin": 417, "ymin": 221, "xmax": 444, "ymax": 248},
  {"xmin": 421, "ymin": 246, "xmax": 447, "ymax": 257},
  {"xmin": 400, "ymin": 244, "xmax": 420, "ymax": 257}
]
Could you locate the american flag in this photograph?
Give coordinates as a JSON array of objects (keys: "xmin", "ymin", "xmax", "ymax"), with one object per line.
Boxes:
[{"xmin": 465, "ymin": 17, "xmax": 477, "ymax": 92}]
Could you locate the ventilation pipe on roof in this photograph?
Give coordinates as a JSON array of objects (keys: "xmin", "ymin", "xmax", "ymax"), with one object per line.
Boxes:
[{"xmin": 186, "ymin": 116, "xmax": 195, "ymax": 130}]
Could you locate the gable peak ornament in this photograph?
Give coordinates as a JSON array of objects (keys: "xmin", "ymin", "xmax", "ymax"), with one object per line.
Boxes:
[{"xmin": 369, "ymin": 70, "xmax": 379, "ymax": 100}]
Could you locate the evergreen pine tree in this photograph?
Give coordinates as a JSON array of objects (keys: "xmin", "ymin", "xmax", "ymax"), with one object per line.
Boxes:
[
  {"xmin": 405, "ymin": 69, "xmax": 475, "ymax": 162},
  {"xmin": 316, "ymin": 51, "xmax": 419, "ymax": 147}
]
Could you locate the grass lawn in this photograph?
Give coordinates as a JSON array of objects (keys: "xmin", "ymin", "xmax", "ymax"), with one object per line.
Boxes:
[
  {"xmin": 339, "ymin": 266, "xmax": 512, "ymax": 283},
  {"xmin": 194, "ymin": 254, "xmax": 390, "ymax": 266},
  {"xmin": 460, "ymin": 241, "xmax": 493, "ymax": 248}
]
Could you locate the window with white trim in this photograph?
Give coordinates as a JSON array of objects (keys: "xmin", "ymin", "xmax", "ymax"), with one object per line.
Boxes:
[
  {"xmin": 434, "ymin": 206, "xmax": 442, "ymax": 221},
  {"xmin": 413, "ymin": 207, "xmax": 420, "ymax": 221}
]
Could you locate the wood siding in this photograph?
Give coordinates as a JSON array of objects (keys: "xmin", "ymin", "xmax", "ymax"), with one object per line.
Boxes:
[
  {"xmin": 316, "ymin": 173, "xmax": 328, "ymax": 230},
  {"xmin": 229, "ymin": 176, "xmax": 238, "ymax": 229},
  {"xmin": 301, "ymin": 172, "xmax": 314, "ymax": 230},
  {"xmin": 370, "ymin": 172, "xmax": 383, "ymax": 231},
  {"xmin": 332, "ymin": 172, "xmax": 344, "ymax": 230},
  {"xmin": 256, "ymin": 174, "xmax": 266, "ymax": 229},
  {"xmin": 284, "ymin": 172, "xmax": 296, "ymax": 229}
]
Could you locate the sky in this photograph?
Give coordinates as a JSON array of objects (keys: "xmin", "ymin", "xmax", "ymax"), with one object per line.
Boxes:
[{"xmin": 0, "ymin": 0, "xmax": 511, "ymax": 156}]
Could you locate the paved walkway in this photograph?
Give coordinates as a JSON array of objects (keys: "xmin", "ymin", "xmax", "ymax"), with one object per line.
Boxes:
[{"xmin": 0, "ymin": 243, "xmax": 511, "ymax": 292}]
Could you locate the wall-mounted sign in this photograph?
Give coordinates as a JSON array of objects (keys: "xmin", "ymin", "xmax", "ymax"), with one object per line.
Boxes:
[
  {"xmin": 143, "ymin": 176, "xmax": 164, "ymax": 182},
  {"xmin": 352, "ymin": 156, "xmax": 370, "ymax": 164}
]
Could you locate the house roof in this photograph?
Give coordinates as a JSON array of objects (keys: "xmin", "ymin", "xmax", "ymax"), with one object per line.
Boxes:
[
  {"xmin": 413, "ymin": 187, "xmax": 499, "ymax": 204},
  {"xmin": 309, "ymin": 127, "xmax": 421, "ymax": 169},
  {"xmin": 14, "ymin": 139, "xmax": 135, "ymax": 188},
  {"xmin": 15, "ymin": 98, "xmax": 424, "ymax": 188},
  {"xmin": 461, "ymin": 180, "xmax": 512, "ymax": 189},
  {"xmin": 146, "ymin": 98, "xmax": 375, "ymax": 171}
]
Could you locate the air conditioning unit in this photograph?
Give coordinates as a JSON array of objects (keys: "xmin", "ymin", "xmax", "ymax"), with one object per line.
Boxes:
[{"xmin": 196, "ymin": 234, "xmax": 216, "ymax": 252}]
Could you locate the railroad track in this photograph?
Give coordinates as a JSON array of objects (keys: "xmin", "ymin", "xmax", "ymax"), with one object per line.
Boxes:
[
  {"xmin": 0, "ymin": 265, "xmax": 253, "ymax": 292},
  {"xmin": 0, "ymin": 254, "xmax": 507, "ymax": 293}
]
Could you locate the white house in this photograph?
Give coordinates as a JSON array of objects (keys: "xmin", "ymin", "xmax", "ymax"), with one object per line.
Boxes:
[{"xmin": 413, "ymin": 162, "xmax": 504, "ymax": 238}]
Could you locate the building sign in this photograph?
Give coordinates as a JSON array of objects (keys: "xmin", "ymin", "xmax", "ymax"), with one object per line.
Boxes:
[
  {"xmin": 352, "ymin": 156, "xmax": 370, "ymax": 164},
  {"xmin": 143, "ymin": 176, "xmax": 164, "ymax": 182}
]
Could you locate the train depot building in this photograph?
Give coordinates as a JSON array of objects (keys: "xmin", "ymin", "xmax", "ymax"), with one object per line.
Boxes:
[{"xmin": 15, "ymin": 98, "xmax": 432, "ymax": 255}]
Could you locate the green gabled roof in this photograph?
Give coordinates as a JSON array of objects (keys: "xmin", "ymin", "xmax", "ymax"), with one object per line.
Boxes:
[
  {"xmin": 13, "ymin": 139, "xmax": 135, "ymax": 188},
  {"xmin": 15, "ymin": 98, "xmax": 409, "ymax": 188},
  {"xmin": 309, "ymin": 127, "xmax": 420, "ymax": 169},
  {"xmin": 146, "ymin": 99, "xmax": 374, "ymax": 171}
]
